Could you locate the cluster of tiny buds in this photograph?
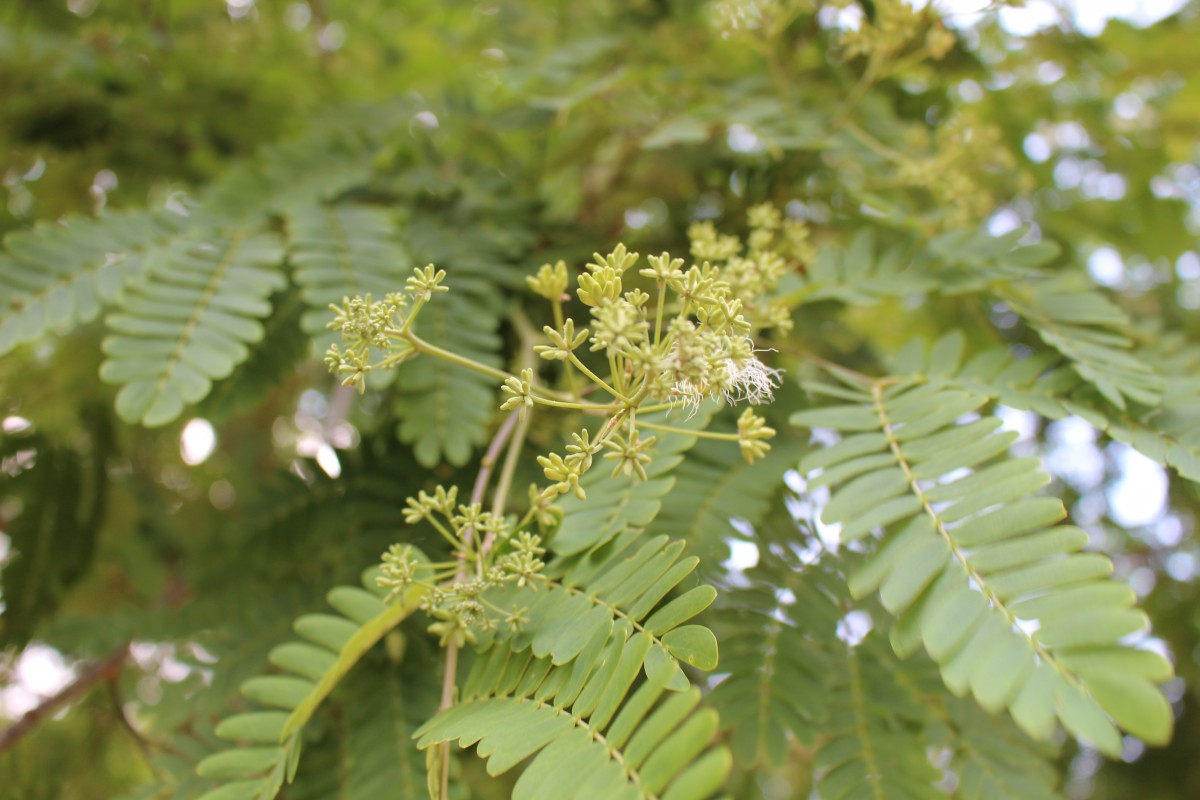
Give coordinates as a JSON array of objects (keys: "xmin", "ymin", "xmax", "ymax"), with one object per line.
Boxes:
[
  {"xmin": 377, "ymin": 491, "xmax": 549, "ymax": 647},
  {"xmin": 518, "ymin": 206, "xmax": 806, "ymax": 503},
  {"xmin": 344, "ymin": 208, "xmax": 797, "ymax": 649},
  {"xmin": 898, "ymin": 113, "xmax": 1014, "ymax": 228},
  {"xmin": 838, "ymin": 0, "xmax": 955, "ymax": 61},
  {"xmin": 323, "ymin": 265, "xmax": 448, "ymax": 393}
]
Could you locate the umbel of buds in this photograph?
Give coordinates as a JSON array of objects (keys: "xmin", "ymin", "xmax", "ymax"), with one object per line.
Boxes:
[{"xmin": 331, "ymin": 207, "xmax": 798, "ymax": 646}]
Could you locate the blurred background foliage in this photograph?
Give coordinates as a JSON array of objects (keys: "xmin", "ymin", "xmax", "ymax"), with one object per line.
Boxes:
[{"xmin": 1, "ymin": 0, "xmax": 1199, "ymax": 798}]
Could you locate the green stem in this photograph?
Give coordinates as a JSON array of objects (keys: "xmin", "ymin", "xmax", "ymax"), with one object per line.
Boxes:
[
  {"xmin": 405, "ymin": 332, "xmax": 510, "ymax": 380},
  {"xmin": 491, "ymin": 412, "xmax": 528, "ymax": 523},
  {"xmin": 638, "ymin": 420, "xmax": 738, "ymax": 441},
  {"xmin": 593, "ymin": 408, "xmax": 630, "ymax": 449},
  {"xmin": 399, "ymin": 296, "xmax": 427, "ymax": 334},
  {"xmin": 568, "ymin": 351, "xmax": 628, "ymax": 402},
  {"xmin": 465, "ymin": 411, "xmax": 522, "ymax": 576},
  {"xmin": 842, "ymin": 121, "xmax": 909, "ymax": 165},
  {"xmin": 282, "ymin": 584, "xmax": 428, "ymax": 739},
  {"xmin": 531, "ymin": 395, "xmax": 620, "ymax": 412},
  {"xmin": 637, "ymin": 401, "xmax": 681, "ymax": 414},
  {"xmin": 609, "ymin": 354, "xmax": 627, "ymax": 396},
  {"xmin": 427, "ymin": 516, "xmax": 463, "ymax": 551},
  {"xmin": 404, "ymin": 332, "xmax": 576, "ymax": 402},
  {"xmin": 552, "ymin": 299, "xmax": 582, "ymax": 398},
  {"xmin": 653, "ymin": 282, "xmax": 666, "ymax": 346}
]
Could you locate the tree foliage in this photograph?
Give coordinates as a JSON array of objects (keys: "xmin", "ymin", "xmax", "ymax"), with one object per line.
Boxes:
[{"xmin": 3, "ymin": 1, "xmax": 1200, "ymax": 799}]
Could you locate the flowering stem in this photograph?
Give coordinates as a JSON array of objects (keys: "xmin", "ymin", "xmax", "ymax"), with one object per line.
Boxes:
[
  {"xmin": 403, "ymin": 331, "xmax": 576, "ymax": 402},
  {"xmin": 638, "ymin": 420, "xmax": 738, "ymax": 441},
  {"xmin": 437, "ymin": 405, "xmax": 522, "ymax": 797},
  {"xmin": 400, "ymin": 295, "xmax": 427, "ymax": 335},
  {"xmin": 653, "ymin": 281, "xmax": 666, "ymax": 346},
  {"xmin": 468, "ymin": 411, "xmax": 521, "ymax": 551},
  {"xmin": 567, "ymin": 351, "xmax": 628, "ymax": 402},
  {"xmin": 438, "ymin": 642, "xmax": 458, "ymax": 797},
  {"xmin": 486, "ymin": 410, "xmax": 528, "ymax": 555},
  {"xmin": 531, "ymin": 396, "xmax": 619, "ymax": 412},
  {"xmin": 636, "ymin": 401, "xmax": 683, "ymax": 414},
  {"xmin": 427, "ymin": 515, "xmax": 463, "ymax": 551},
  {"xmin": 594, "ymin": 407, "xmax": 630, "ymax": 449},
  {"xmin": 489, "ymin": 324, "xmax": 537, "ymax": 549},
  {"xmin": 609, "ymin": 354, "xmax": 622, "ymax": 395},
  {"xmin": 552, "ymin": 299, "xmax": 582, "ymax": 398}
]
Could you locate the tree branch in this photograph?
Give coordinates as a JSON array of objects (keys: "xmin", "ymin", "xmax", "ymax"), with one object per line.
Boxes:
[{"xmin": 0, "ymin": 644, "xmax": 129, "ymax": 755}]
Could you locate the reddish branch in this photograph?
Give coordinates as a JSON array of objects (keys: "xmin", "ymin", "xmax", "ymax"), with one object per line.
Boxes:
[{"xmin": 0, "ymin": 643, "xmax": 129, "ymax": 755}]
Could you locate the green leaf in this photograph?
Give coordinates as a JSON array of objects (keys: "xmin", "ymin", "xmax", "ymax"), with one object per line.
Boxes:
[
  {"xmin": 416, "ymin": 684, "xmax": 728, "ymax": 799},
  {"xmin": 0, "ymin": 210, "xmax": 186, "ymax": 355},
  {"xmin": 644, "ymin": 586, "xmax": 717, "ymax": 637},
  {"xmin": 791, "ymin": 404, "xmax": 880, "ymax": 431},
  {"xmin": 1082, "ymin": 672, "xmax": 1173, "ymax": 745},
  {"xmin": 194, "ymin": 780, "xmax": 272, "ymax": 800},
  {"xmin": 661, "ymin": 625, "xmax": 719, "ymax": 670},
  {"xmin": 101, "ymin": 231, "xmax": 286, "ymax": 426},
  {"xmin": 197, "ymin": 748, "xmax": 285, "ymax": 779},
  {"xmin": 795, "ymin": 374, "xmax": 1173, "ymax": 754},
  {"xmin": 215, "ymin": 713, "xmax": 289, "ymax": 744}
]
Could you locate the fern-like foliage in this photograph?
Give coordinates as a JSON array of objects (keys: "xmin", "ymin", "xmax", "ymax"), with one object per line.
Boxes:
[
  {"xmin": 791, "ymin": 228, "xmax": 940, "ymax": 305},
  {"xmin": 100, "ymin": 231, "xmax": 287, "ymax": 426},
  {"xmin": 0, "ymin": 209, "xmax": 186, "ymax": 356},
  {"xmin": 195, "ymin": 574, "xmax": 426, "ymax": 800},
  {"xmin": 814, "ymin": 639, "xmax": 943, "ymax": 800},
  {"xmin": 792, "ymin": 225, "xmax": 1165, "ymax": 412},
  {"xmin": 1065, "ymin": 334, "xmax": 1200, "ymax": 482},
  {"xmin": 785, "ymin": 227, "xmax": 1057, "ymax": 307},
  {"xmin": 708, "ymin": 560, "xmax": 841, "ymax": 769},
  {"xmin": 196, "ymin": 290, "xmax": 310, "ymax": 422},
  {"xmin": 886, "ymin": 331, "xmax": 1200, "ymax": 484},
  {"xmin": 333, "ymin": 660, "xmax": 435, "ymax": 800},
  {"xmin": 1004, "ymin": 276, "xmax": 1164, "ymax": 409},
  {"xmin": 196, "ymin": 105, "xmax": 409, "ymax": 224},
  {"xmin": 414, "ymin": 528, "xmax": 727, "ymax": 796},
  {"xmin": 285, "ymin": 204, "xmax": 412, "ymax": 352},
  {"xmin": 117, "ymin": 726, "xmax": 231, "ymax": 800},
  {"xmin": 198, "ymin": 527, "xmax": 722, "ymax": 799},
  {"xmin": 814, "ymin": 630, "xmax": 1063, "ymax": 800},
  {"xmin": 792, "ymin": 370, "xmax": 1174, "ymax": 756},
  {"xmin": 483, "ymin": 533, "xmax": 719, "ymax": 682},
  {"xmin": 554, "ymin": 406, "xmax": 716, "ymax": 556},
  {"xmin": 0, "ymin": 409, "xmax": 112, "ymax": 647},
  {"xmin": 655, "ymin": 437, "xmax": 794, "ymax": 568},
  {"xmin": 416, "ymin": 641, "xmax": 731, "ymax": 799},
  {"xmin": 943, "ymin": 697, "xmax": 1062, "ymax": 800}
]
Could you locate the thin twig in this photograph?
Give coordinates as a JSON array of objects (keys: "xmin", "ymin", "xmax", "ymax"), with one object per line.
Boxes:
[
  {"xmin": 485, "ymin": 411, "xmax": 529, "ymax": 554},
  {"xmin": 437, "ymin": 410, "xmax": 521, "ymax": 798},
  {"xmin": 0, "ymin": 644, "xmax": 129, "ymax": 755},
  {"xmin": 436, "ymin": 640, "xmax": 459, "ymax": 798},
  {"xmin": 467, "ymin": 412, "xmax": 521, "ymax": 548}
]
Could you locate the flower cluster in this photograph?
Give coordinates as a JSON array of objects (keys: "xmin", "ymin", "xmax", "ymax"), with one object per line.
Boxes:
[
  {"xmin": 324, "ymin": 265, "xmax": 448, "ymax": 393},
  {"xmin": 525, "ymin": 205, "xmax": 794, "ymax": 502},
  {"xmin": 898, "ymin": 112, "xmax": 1015, "ymax": 227},
  {"xmin": 709, "ymin": 0, "xmax": 808, "ymax": 37},
  {"xmin": 837, "ymin": 0, "xmax": 955, "ymax": 61},
  {"xmin": 550, "ymin": 209, "xmax": 792, "ymax": 416},
  {"xmin": 377, "ymin": 485, "xmax": 549, "ymax": 647},
  {"xmin": 339, "ymin": 210, "xmax": 790, "ymax": 639}
]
